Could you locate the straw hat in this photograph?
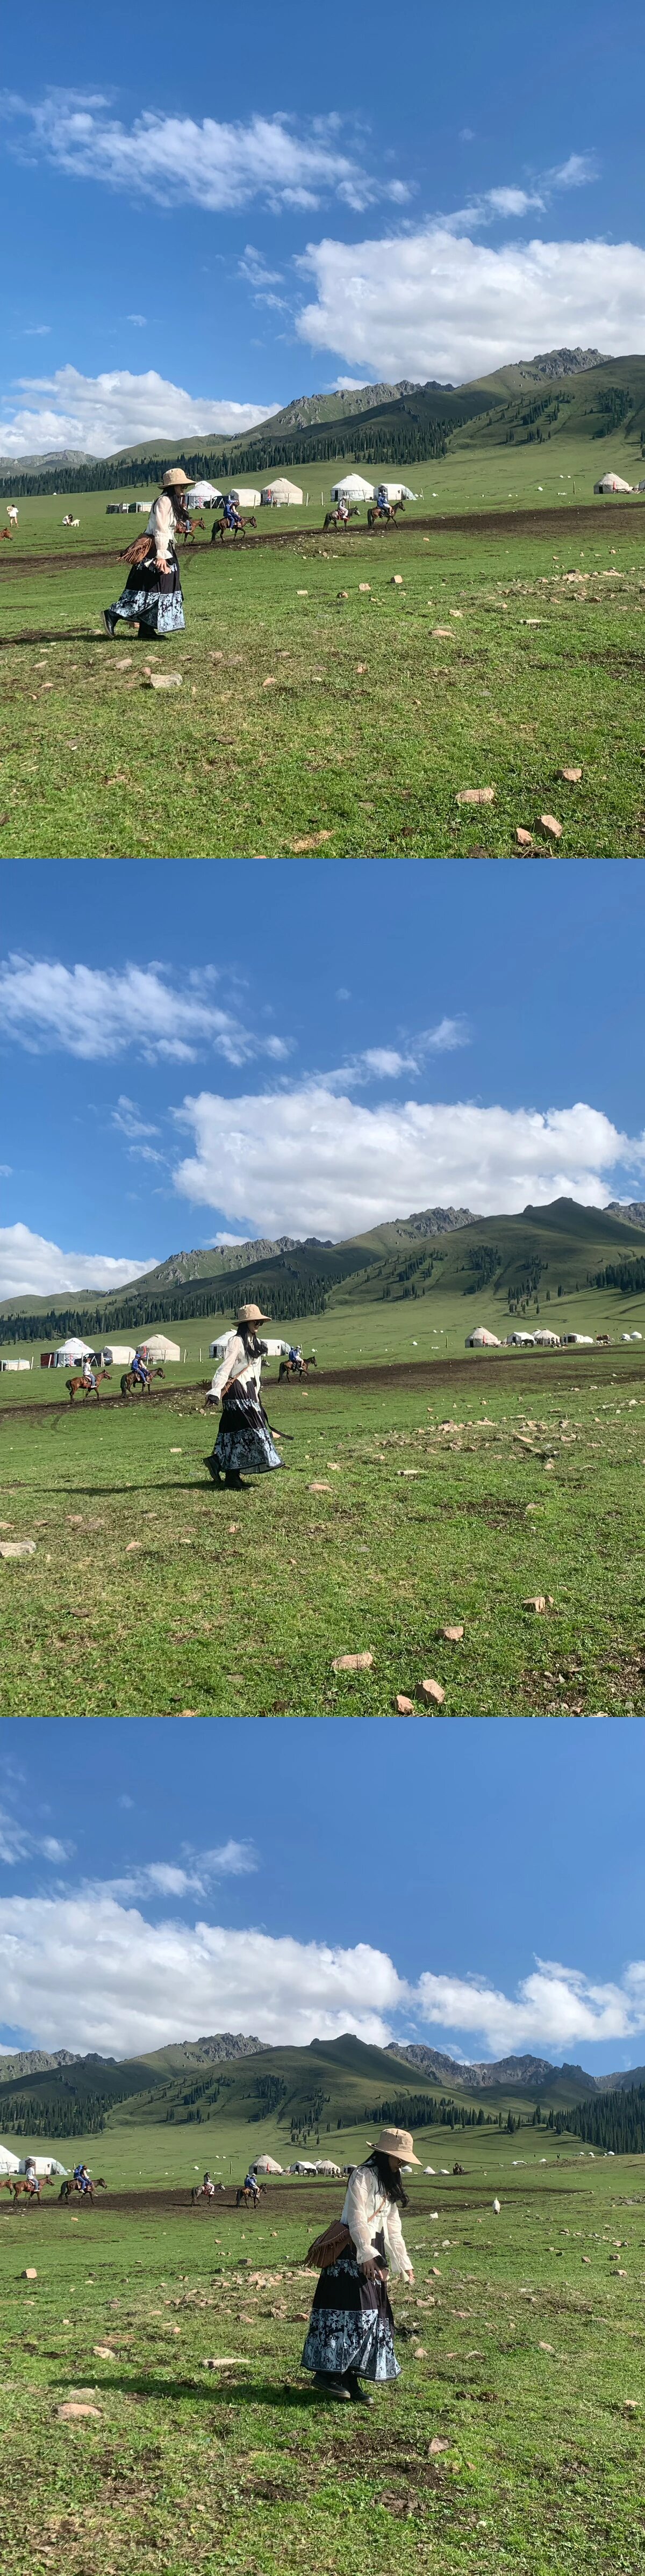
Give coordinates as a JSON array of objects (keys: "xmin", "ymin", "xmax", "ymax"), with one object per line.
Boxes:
[
  {"xmin": 374, "ymin": 2126, "xmax": 420, "ymax": 2166},
  {"xmin": 162, "ymin": 467, "xmax": 192, "ymax": 489},
  {"xmin": 236, "ymin": 1302, "xmax": 270, "ymax": 1325}
]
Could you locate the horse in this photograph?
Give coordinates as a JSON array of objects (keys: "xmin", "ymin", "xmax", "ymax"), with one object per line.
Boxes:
[
  {"xmin": 0, "ymin": 526, "xmax": 13, "ymax": 540},
  {"xmin": 277, "ymin": 1354, "xmax": 318, "ymax": 1384},
  {"xmin": 322, "ymin": 503, "xmax": 361, "ymax": 532},
  {"xmin": 235, "ymin": 2183, "xmax": 266, "ymax": 2209},
  {"xmin": 66, "ymin": 1368, "xmax": 110, "ymax": 1403},
  {"xmin": 119, "ymin": 1364, "xmax": 164, "ymax": 1398},
  {"xmin": 452, "ymin": 2161, "xmax": 465, "ymax": 2176},
  {"xmin": 59, "ymin": 2175, "xmax": 107, "ymax": 2202},
  {"xmin": 1, "ymin": 2173, "xmax": 54, "ymax": 2205},
  {"xmin": 366, "ymin": 500, "xmax": 405, "ymax": 529},
  {"xmin": 211, "ymin": 510, "xmax": 257, "ymax": 543}
]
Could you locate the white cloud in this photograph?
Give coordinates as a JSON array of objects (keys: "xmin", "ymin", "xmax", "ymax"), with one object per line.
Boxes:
[
  {"xmin": 109, "ymin": 1842, "xmax": 257, "ymax": 1901},
  {"xmin": 297, "ymin": 225, "xmax": 645, "ymax": 384},
  {"xmin": 0, "ymin": 1807, "xmax": 74, "ymax": 1867},
  {"xmin": 0, "ymin": 1885, "xmax": 643, "ymax": 2062},
  {"xmin": 0, "ymin": 1223, "xmax": 156, "ymax": 1302},
  {"xmin": 173, "ymin": 1080, "xmax": 644, "ymax": 1240},
  {"xmin": 415, "ymin": 1960, "xmax": 645, "ymax": 2056},
  {"xmin": 0, "ymin": 365, "xmax": 277, "ymax": 460},
  {"xmin": 0, "ymin": 1894, "xmax": 404, "ymax": 2057},
  {"xmin": 3, "ymin": 92, "xmax": 405, "ymax": 219},
  {"xmin": 0, "ymin": 957, "xmax": 292, "ymax": 1066}
]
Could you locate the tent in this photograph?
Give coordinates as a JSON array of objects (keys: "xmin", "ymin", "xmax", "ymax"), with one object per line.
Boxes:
[
  {"xmin": 141, "ymin": 1334, "xmax": 181, "ymax": 1363},
  {"xmin": 17, "ymin": 2154, "xmax": 68, "ymax": 2177},
  {"xmin": 0, "ymin": 2143, "xmax": 20, "ymax": 2174},
  {"xmin": 102, "ymin": 1346, "xmax": 136, "ymax": 1366},
  {"xmin": 186, "ymin": 480, "xmax": 222, "ymax": 508},
  {"xmin": 373, "ymin": 481, "xmax": 417, "ymax": 501},
  {"xmin": 261, "ymin": 478, "xmax": 303, "ymax": 505},
  {"xmin": 54, "ymin": 1337, "xmax": 94, "ymax": 1366},
  {"xmin": 313, "ymin": 2159, "xmax": 342, "ymax": 2175},
  {"xmin": 508, "ymin": 1331, "xmax": 535, "ymax": 1345},
  {"xmin": 465, "ymin": 1327, "xmax": 501, "ymax": 1347},
  {"xmin": 1, "ymin": 1358, "xmax": 31, "ymax": 1370},
  {"xmin": 230, "ymin": 489, "xmax": 261, "ymax": 508},
  {"xmin": 593, "ymin": 473, "xmax": 632, "ymax": 494},
  {"xmin": 330, "ymin": 474, "xmax": 374, "ymax": 503},
  {"xmin": 211, "ymin": 1331, "xmax": 236, "ymax": 1361},
  {"xmin": 252, "ymin": 2155, "xmax": 283, "ymax": 2174},
  {"xmin": 290, "ymin": 2160, "xmax": 317, "ymax": 2173},
  {"xmin": 533, "ymin": 1330, "xmax": 561, "ymax": 1346}
]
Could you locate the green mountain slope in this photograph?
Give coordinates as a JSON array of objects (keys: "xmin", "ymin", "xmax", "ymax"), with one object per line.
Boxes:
[
  {"xmin": 452, "ymin": 352, "xmax": 645, "ymax": 468},
  {"xmin": 334, "ymin": 1198, "xmax": 645, "ymax": 1316}
]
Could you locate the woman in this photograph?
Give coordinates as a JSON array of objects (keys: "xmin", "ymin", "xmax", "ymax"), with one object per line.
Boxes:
[
  {"xmin": 302, "ymin": 2125, "xmax": 418, "ymax": 2405},
  {"xmin": 204, "ymin": 1303, "xmax": 283, "ymax": 1493},
  {"xmin": 103, "ymin": 467, "xmax": 191, "ymax": 640}
]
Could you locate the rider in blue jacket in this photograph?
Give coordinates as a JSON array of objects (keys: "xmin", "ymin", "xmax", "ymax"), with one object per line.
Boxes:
[{"xmin": 131, "ymin": 1350, "xmax": 150, "ymax": 1389}]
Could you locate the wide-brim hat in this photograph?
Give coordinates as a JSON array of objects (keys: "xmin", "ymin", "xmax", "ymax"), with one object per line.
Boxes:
[
  {"xmin": 236, "ymin": 1302, "xmax": 270, "ymax": 1325},
  {"xmin": 162, "ymin": 467, "xmax": 192, "ymax": 489},
  {"xmin": 374, "ymin": 2126, "xmax": 420, "ymax": 2165}
]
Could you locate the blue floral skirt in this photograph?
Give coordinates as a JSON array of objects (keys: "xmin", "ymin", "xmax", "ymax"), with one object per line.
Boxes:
[
  {"xmin": 107, "ymin": 546, "xmax": 185, "ymax": 636},
  {"xmin": 302, "ymin": 2243, "xmax": 400, "ymax": 2383},
  {"xmin": 208, "ymin": 1389, "xmax": 283, "ymax": 1477}
]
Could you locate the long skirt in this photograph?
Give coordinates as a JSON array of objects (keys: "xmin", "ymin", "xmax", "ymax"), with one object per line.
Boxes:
[
  {"xmin": 209, "ymin": 1389, "xmax": 283, "ymax": 1477},
  {"xmin": 106, "ymin": 547, "xmax": 185, "ymax": 636},
  {"xmin": 301, "ymin": 2240, "xmax": 400, "ymax": 2383}
]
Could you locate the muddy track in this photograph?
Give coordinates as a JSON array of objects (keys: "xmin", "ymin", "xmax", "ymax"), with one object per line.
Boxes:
[
  {"xmin": 2, "ymin": 1345, "xmax": 641, "ymax": 1431},
  {"xmin": 0, "ymin": 2179, "xmax": 574, "ymax": 2225},
  {"xmin": 0, "ymin": 500, "xmax": 641, "ymax": 591}
]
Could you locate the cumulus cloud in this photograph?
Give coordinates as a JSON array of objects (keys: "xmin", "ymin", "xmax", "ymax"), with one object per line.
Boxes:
[
  {"xmin": 0, "ymin": 1223, "xmax": 156, "ymax": 1302},
  {"xmin": 0, "ymin": 1807, "xmax": 74, "ymax": 1867},
  {"xmin": 3, "ymin": 92, "xmax": 406, "ymax": 219},
  {"xmin": 0, "ymin": 956, "xmax": 292, "ymax": 1066},
  {"xmin": 172, "ymin": 1080, "xmax": 644, "ymax": 1240},
  {"xmin": 0, "ymin": 1887, "xmax": 643, "ymax": 2061},
  {"xmin": 0, "ymin": 365, "xmax": 277, "ymax": 460},
  {"xmin": 108, "ymin": 1841, "xmax": 257, "ymax": 1901},
  {"xmin": 297, "ymin": 225, "xmax": 645, "ymax": 384}
]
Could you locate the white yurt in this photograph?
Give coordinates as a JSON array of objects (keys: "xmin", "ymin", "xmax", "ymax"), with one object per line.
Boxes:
[
  {"xmin": 102, "ymin": 1346, "xmax": 136, "ymax": 1366},
  {"xmin": 261, "ymin": 478, "xmax": 303, "ymax": 506},
  {"xmin": 262, "ymin": 1339, "xmax": 289, "ymax": 1358},
  {"xmin": 465, "ymin": 1327, "xmax": 501, "ymax": 1347},
  {"xmin": 17, "ymin": 2154, "xmax": 68, "ymax": 2177},
  {"xmin": 252, "ymin": 2155, "xmax": 283, "ymax": 2174},
  {"xmin": 186, "ymin": 480, "xmax": 223, "ymax": 508},
  {"xmin": 629, "ymin": 1330, "xmax": 643, "ymax": 1339},
  {"xmin": 508, "ymin": 1331, "xmax": 535, "ymax": 1345},
  {"xmin": 330, "ymin": 474, "xmax": 374, "ymax": 503},
  {"xmin": 373, "ymin": 481, "xmax": 417, "ymax": 501},
  {"xmin": 141, "ymin": 1334, "xmax": 181, "ymax": 1363},
  {"xmin": 533, "ymin": 1330, "xmax": 561, "ymax": 1346},
  {"xmin": 314, "ymin": 2159, "xmax": 342, "ymax": 2176},
  {"xmin": 54, "ymin": 1337, "xmax": 94, "ymax": 1367},
  {"xmin": 210, "ymin": 1330, "xmax": 236, "ymax": 1361},
  {"xmin": 230, "ymin": 489, "xmax": 261, "ymax": 508},
  {"xmin": 593, "ymin": 473, "xmax": 632, "ymax": 494},
  {"xmin": 0, "ymin": 2142, "xmax": 20, "ymax": 2174},
  {"xmin": 0, "ymin": 1358, "xmax": 31, "ymax": 1371}
]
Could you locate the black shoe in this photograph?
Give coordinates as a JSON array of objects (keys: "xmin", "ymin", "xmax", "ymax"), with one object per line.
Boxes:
[
  {"xmin": 203, "ymin": 1455, "xmax": 222, "ymax": 1485},
  {"xmin": 224, "ymin": 1470, "xmax": 250, "ymax": 1490},
  {"xmin": 313, "ymin": 2373, "xmax": 350, "ymax": 2402},
  {"xmin": 102, "ymin": 610, "xmax": 116, "ymax": 637},
  {"xmin": 348, "ymin": 2375, "xmax": 374, "ymax": 2405}
]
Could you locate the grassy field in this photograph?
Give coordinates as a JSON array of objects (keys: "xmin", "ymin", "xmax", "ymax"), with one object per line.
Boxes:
[
  {"xmin": 2, "ymin": 466, "xmax": 645, "ymax": 856},
  {"xmin": 1, "ymin": 1336, "xmax": 643, "ymax": 1715},
  {"xmin": 1, "ymin": 2120, "xmax": 643, "ymax": 2576}
]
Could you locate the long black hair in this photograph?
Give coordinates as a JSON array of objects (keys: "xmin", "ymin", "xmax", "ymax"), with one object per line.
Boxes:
[{"xmin": 365, "ymin": 2149, "xmax": 409, "ymax": 2207}]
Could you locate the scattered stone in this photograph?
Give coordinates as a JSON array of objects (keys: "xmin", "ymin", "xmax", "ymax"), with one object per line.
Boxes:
[
  {"xmin": 449, "ymin": 609, "xmax": 463, "ymax": 618},
  {"xmin": 515, "ymin": 828, "xmax": 534, "ymax": 849},
  {"xmin": 93, "ymin": 2345, "xmax": 117, "ymax": 2359},
  {"xmin": 332, "ymin": 1651, "xmax": 374, "ymax": 1672},
  {"xmin": 396, "ymin": 1695, "xmax": 415, "ymax": 1714},
  {"xmin": 429, "ymin": 2437, "xmax": 450, "ymax": 2455},
  {"xmin": 144, "ymin": 674, "xmax": 183, "ymax": 690},
  {"xmin": 308, "ymin": 1481, "xmax": 332, "ymax": 1492},
  {"xmin": 263, "ymin": 675, "xmax": 277, "ymax": 688},
  {"xmin": 522, "ymin": 1595, "xmax": 554, "ymax": 1613},
  {"xmin": 560, "ymin": 767, "xmax": 582, "ymax": 783},
  {"xmin": 202, "ymin": 2355, "xmax": 251, "ymax": 2369},
  {"xmin": 433, "ymin": 626, "xmax": 454, "ymax": 638},
  {"xmin": 356, "ymin": 662, "xmax": 367, "ymax": 673},
  {"xmin": 419, "ymin": 1678, "xmax": 445, "ymax": 1705},
  {"xmin": 391, "ymin": 575, "xmax": 404, "ymax": 586},
  {"xmin": 539, "ymin": 2341, "xmax": 554, "ymax": 2353},
  {"xmin": 291, "ymin": 832, "xmax": 332, "ymax": 851},
  {"xmin": 539, "ymin": 813, "xmax": 562, "ymax": 839},
  {"xmin": 359, "ymin": 582, "xmax": 371, "ymax": 593},
  {"xmin": 227, "ymin": 1523, "xmax": 240, "ymax": 1535},
  {"xmin": 441, "ymin": 1625, "xmax": 464, "ymax": 1642},
  {"xmin": 115, "ymin": 656, "xmax": 132, "ymax": 669},
  {"xmin": 297, "ymin": 589, "xmax": 308, "ymax": 596},
  {"xmin": 0, "ymin": 1540, "xmax": 36, "ymax": 1557},
  {"xmin": 456, "ymin": 786, "xmax": 494, "ymax": 805},
  {"xmin": 126, "ymin": 1540, "xmax": 141, "ymax": 1553},
  {"xmin": 337, "ymin": 590, "xmax": 348, "ymax": 600},
  {"xmin": 23, "ymin": 2269, "xmax": 37, "ymax": 2280},
  {"xmin": 170, "ymin": 1447, "xmax": 182, "ymax": 1454},
  {"xmin": 56, "ymin": 2402, "xmax": 102, "ymax": 2420}
]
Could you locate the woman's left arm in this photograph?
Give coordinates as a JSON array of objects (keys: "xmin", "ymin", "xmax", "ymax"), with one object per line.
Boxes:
[{"xmin": 385, "ymin": 2202, "xmax": 414, "ymax": 2278}]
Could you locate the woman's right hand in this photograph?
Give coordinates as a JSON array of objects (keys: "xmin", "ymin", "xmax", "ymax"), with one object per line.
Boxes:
[
  {"xmin": 360, "ymin": 2260, "xmax": 384, "ymax": 2281},
  {"xmin": 157, "ymin": 556, "xmax": 170, "ymax": 573}
]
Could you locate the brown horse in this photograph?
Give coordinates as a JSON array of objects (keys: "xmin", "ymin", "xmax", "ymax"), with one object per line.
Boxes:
[
  {"xmin": 278, "ymin": 1354, "xmax": 318, "ymax": 1383},
  {"xmin": 59, "ymin": 2175, "xmax": 107, "ymax": 2202},
  {"xmin": 1, "ymin": 2173, "xmax": 55, "ymax": 2204},
  {"xmin": 211, "ymin": 510, "xmax": 257, "ymax": 543},
  {"xmin": 66, "ymin": 1368, "xmax": 110, "ymax": 1403},
  {"xmin": 235, "ymin": 2183, "xmax": 266, "ymax": 2208},
  {"xmin": 367, "ymin": 500, "xmax": 405, "ymax": 529},
  {"xmin": 322, "ymin": 503, "xmax": 361, "ymax": 531},
  {"xmin": 119, "ymin": 1364, "xmax": 164, "ymax": 1398}
]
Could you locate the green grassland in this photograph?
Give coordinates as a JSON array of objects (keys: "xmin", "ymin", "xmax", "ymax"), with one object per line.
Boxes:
[
  {"xmin": 1, "ymin": 1324, "xmax": 643, "ymax": 1714},
  {"xmin": 2, "ymin": 2106, "xmax": 644, "ymax": 2576},
  {"xmin": 2, "ymin": 440, "xmax": 645, "ymax": 855}
]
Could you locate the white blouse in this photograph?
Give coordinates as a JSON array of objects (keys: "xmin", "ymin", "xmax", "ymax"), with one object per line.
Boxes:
[
  {"xmin": 146, "ymin": 493, "xmax": 181, "ymax": 562},
  {"xmin": 341, "ymin": 2163, "xmax": 413, "ymax": 2276},
  {"xmin": 210, "ymin": 1334, "xmax": 267, "ymax": 1401}
]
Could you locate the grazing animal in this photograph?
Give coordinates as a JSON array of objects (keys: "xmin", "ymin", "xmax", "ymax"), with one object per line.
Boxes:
[
  {"xmin": 596, "ymin": 1333, "xmax": 610, "ymax": 1346},
  {"xmin": 66, "ymin": 1367, "xmax": 110, "ymax": 1403},
  {"xmin": 61, "ymin": 514, "xmax": 74, "ymax": 526},
  {"xmin": 0, "ymin": 526, "xmax": 13, "ymax": 539},
  {"xmin": 453, "ymin": 2162, "xmax": 465, "ymax": 2176}
]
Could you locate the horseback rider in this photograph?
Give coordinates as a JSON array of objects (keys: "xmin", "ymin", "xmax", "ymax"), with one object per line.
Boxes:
[
  {"xmin": 203, "ymin": 2171, "xmax": 215, "ymax": 2196},
  {"xmin": 82, "ymin": 1354, "xmax": 97, "ymax": 1390},
  {"xmin": 243, "ymin": 2168, "xmax": 260, "ymax": 2200},
  {"xmin": 288, "ymin": 1344, "xmax": 303, "ymax": 1372},
  {"xmin": 376, "ymin": 485, "xmax": 389, "ymax": 518},
  {"xmin": 131, "ymin": 1348, "xmax": 150, "ymax": 1390}
]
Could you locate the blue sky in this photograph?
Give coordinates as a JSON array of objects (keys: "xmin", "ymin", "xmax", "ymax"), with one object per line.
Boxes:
[
  {"xmin": 2, "ymin": 0, "xmax": 644, "ymax": 454},
  {"xmin": 1, "ymin": 1718, "xmax": 643, "ymax": 2073},
  {"xmin": 2, "ymin": 860, "xmax": 644, "ymax": 1298}
]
